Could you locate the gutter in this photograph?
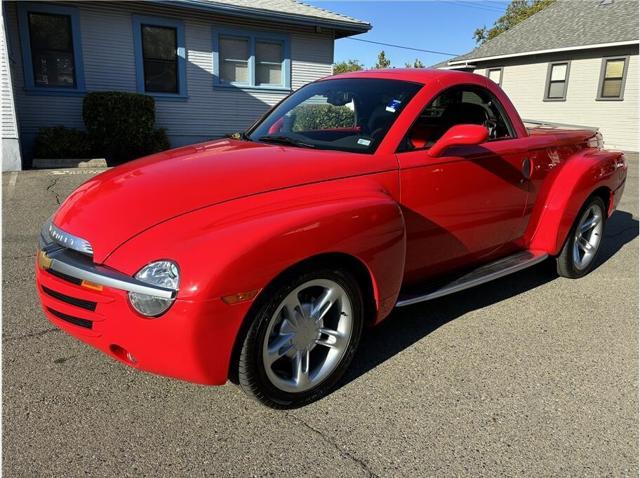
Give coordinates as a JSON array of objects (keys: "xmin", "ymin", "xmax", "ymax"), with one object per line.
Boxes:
[{"xmin": 448, "ymin": 40, "xmax": 639, "ymax": 65}]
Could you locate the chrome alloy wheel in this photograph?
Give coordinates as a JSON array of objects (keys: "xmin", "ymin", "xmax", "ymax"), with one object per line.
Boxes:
[
  {"xmin": 572, "ymin": 203, "xmax": 604, "ymax": 271},
  {"xmin": 262, "ymin": 279, "xmax": 353, "ymax": 393}
]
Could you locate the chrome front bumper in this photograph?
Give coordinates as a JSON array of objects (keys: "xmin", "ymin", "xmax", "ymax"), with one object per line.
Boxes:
[{"xmin": 38, "ymin": 223, "xmax": 177, "ymax": 300}]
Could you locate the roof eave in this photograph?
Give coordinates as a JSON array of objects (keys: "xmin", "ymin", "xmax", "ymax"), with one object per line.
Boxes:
[
  {"xmin": 449, "ymin": 39, "xmax": 640, "ymax": 65},
  {"xmin": 153, "ymin": 0, "xmax": 371, "ymax": 37}
]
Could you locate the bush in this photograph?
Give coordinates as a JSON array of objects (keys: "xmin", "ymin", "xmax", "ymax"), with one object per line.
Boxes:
[
  {"xmin": 292, "ymin": 104, "xmax": 355, "ymax": 131},
  {"xmin": 145, "ymin": 128, "xmax": 170, "ymax": 154},
  {"xmin": 83, "ymin": 92, "xmax": 169, "ymax": 164},
  {"xmin": 34, "ymin": 126, "xmax": 94, "ymax": 159}
]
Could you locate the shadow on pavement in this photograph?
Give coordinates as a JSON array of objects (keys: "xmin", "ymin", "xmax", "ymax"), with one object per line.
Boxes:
[{"xmin": 341, "ymin": 209, "xmax": 638, "ymax": 389}]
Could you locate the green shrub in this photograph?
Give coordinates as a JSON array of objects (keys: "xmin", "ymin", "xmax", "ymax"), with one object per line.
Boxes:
[
  {"xmin": 292, "ymin": 104, "xmax": 355, "ymax": 132},
  {"xmin": 82, "ymin": 92, "xmax": 169, "ymax": 164},
  {"xmin": 34, "ymin": 126, "xmax": 94, "ymax": 159},
  {"xmin": 144, "ymin": 128, "xmax": 170, "ymax": 154}
]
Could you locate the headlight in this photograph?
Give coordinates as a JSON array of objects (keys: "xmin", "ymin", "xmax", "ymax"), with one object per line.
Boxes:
[{"xmin": 128, "ymin": 260, "xmax": 179, "ymax": 317}]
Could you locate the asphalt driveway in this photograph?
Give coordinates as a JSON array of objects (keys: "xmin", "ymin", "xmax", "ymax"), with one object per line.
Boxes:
[{"xmin": 3, "ymin": 156, "xmax": 638, "ymax": 477}]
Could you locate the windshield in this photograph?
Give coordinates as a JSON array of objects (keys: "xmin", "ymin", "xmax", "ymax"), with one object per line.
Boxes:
[{"xmin": 248, "ymin": 78, "xmax": 423, "ymax": 154}]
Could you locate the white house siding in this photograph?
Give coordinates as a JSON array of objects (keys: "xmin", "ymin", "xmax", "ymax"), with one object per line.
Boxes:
[
  {"xmin": 1, "ymin": 9, "xmax": 21, "ymax": 171},
  {"xmin": 475, "ymin": 46, "xmax": 639, "ymax": 151},
  {"xmin": 4, "ymin": 1, "xmax": 335, "ymax": 163}
]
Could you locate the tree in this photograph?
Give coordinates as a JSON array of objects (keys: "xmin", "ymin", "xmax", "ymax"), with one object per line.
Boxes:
[
  {"xmin": 404, "ymin": 59, "xmax": 425, "ymax": 68},
  {"xmin": 373, "ymin": 50, "xmax": 391, "ymax": 69},
  {"xmin": 473, "ymin": 0, "xmax": 555, "ymax": 44},
  {"xmin": 333, "ymin": 59, "xmax": 364, "ymax": 74}
]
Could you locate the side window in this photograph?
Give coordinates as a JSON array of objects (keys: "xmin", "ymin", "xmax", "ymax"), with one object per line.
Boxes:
[{"xmin": 401, "ymin": 86, "xmax": 514, "ymax": 152}]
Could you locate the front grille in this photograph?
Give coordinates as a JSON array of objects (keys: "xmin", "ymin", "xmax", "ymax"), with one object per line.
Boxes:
[
  {"xmin": 46, "ymin": 268, "xmax": 83, "ymax": 286},
  {"xmin": 42, "ymin": 285, "xmax": 97, "ymax": 312},
  {"xmin": 47, "ymin": 307, "xmax": 93, "ymax": 330}
]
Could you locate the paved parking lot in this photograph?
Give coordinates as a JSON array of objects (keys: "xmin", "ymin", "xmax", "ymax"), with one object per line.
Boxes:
[{"xmin": 3, "ymin": 156, "xmax": 638, "ymax": 477}]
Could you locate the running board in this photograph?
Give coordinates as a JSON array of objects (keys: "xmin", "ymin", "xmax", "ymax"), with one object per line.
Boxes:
[{"xmin": 396, "ymin": 250, "xmax": 549, "ymax": 307}]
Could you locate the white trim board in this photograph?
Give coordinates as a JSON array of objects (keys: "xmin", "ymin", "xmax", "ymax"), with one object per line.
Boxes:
[{"xmin": 448, "ymin": 40, "xmax": 640, "ymax": 66}]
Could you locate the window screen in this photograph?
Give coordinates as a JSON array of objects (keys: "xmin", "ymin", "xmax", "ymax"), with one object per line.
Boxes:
[
  {"xmin": 600, "ymin": 58, "xmax": 626, "ymax": 99},
  {"xmin": 487, "ymin": 68, "xmax": 502, "ymax": 85},
  {"xmin": 141, "ymin": 25, "xmax": 178, "ymax": 93},
  {"xmin": 546, "ymin": 62, "xmax": 568, "ymax": 100},
  {"xmin": 256, "ymin": 41, "xmax": 283, "ymax": 85},
  {"xmin": 220, "ymin": 36, "xmax": 250, "ymax": 84},
  {"xmin": 27, "ymin": 12, "xmax": 75, "ymax": 87}
]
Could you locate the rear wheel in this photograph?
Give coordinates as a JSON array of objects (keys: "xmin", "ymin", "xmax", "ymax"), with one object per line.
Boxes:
[
  {"xmin": 556, "ymin": 196, "xmax": 606, "ymax": 278},
  {"xmin": 238, "ymin": 268, "xmax": 363, "ymax": 409}
]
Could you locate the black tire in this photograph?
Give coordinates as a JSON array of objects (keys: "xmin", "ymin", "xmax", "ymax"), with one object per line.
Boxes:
[
  {"xmin": 237, "ymin": 267, "xmax": 364, "ymax": 409},
  {"xmin": 556, "ymin": 195, "xmax": 606, "ymax": 279}
]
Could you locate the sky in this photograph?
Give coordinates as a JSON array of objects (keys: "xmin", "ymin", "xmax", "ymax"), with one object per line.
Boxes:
[{"xmin": 306, "ymin": 0, "xmax": 510, "ymax": 67}]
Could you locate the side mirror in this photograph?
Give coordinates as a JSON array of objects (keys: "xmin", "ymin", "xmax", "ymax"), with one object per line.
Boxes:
[{"xmin": 427, "ymin": 124, "xmax": 489, "ymax": 157}]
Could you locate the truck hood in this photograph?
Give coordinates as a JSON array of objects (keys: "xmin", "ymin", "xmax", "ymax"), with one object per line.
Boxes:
[{"xmin": 53, "ymin": 139, "xmax": 385, "ymax": 263}]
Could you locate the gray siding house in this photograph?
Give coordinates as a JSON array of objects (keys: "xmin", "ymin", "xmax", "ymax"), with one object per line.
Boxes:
[
  {"xmin": 1, "ymin": 0, "xmax": 370, "ymax": 170},
  {"xmin": 436, "ymin": 0, "xmax": 639, "ymax": 152}
]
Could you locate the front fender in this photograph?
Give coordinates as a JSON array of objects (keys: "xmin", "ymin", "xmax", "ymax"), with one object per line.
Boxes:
[
  {"xmin": 104, "ymin": 174, "xmax": 403, "ymax": 384},
  {"xmin": 106, "ymin": 172, "xmax": 405, "ymax": 318},
  {"xmin": 526, "ymin": 149, "xmax": 627, "ymax": 255}
]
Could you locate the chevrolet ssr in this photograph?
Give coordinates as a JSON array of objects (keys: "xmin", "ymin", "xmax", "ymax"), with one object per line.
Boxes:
[{"xmin": 36, "ymin": 69, "xmax": 627, "ymax": 408}]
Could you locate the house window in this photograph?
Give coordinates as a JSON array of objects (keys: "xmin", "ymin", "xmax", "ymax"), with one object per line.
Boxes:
[
  {"xmin": 545, "ymin": 62, "xmax": 570, "ymax": 101},
  {"xmin": 133, "ymin": 16, "xmax": 187, "ymax": 98},
  {"xmin": 141, "ymin": 25, "xmax": 178, "ymax": 93},
  {"xmin": 486, "ymin": 68, "xmax": 503, "ymax": 86},
  {"xmin": 28, "ymin": 13, "xmax": 75, "ymax": 87},
  {"xmin": 598, "ymin": 57, "xmax": 628, "ymax": 100},
  {"xmin": 256, "ymin": 41, "xmax": 284, "ymax": 86},
  {"xmin": 17, "ymin": 3, "xmax": 85, "ymax": 94},
  {"xmin": 214, "ymin": 28, "xmax": 290, "ymax": 90},
  {"xmin": 219, "ymin": 36, "xmax": 250, "ymax": 84}
]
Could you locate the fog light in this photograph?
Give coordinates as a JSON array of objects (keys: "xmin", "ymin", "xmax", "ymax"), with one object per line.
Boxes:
[{"xmin": 110, "ymin": 344, "xmax": 137, "ymax": 365}]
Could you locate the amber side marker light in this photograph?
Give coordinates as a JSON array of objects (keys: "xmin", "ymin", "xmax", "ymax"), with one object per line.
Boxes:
[
  {"xmin": 222, "ymin": 289, "xmax": 260, "ymax": 305},
  {"xmin": 81, "ymin": 280, "xmax": 103, "ymax": 292}
]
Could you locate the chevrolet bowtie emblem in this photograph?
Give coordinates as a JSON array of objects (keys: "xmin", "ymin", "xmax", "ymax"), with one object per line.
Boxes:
[{"xmin": 37, "ymin": 250, "xmax": 52, "ymax": 270}]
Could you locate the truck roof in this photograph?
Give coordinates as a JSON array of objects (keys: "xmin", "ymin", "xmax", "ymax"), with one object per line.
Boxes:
[{"xmin": 325, "ymin": 68, "xmax": 481, "ymax": 85}]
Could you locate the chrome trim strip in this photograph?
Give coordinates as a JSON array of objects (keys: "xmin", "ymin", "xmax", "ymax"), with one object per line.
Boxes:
[
  {"xmin": 48, "ymin": 221, "xmax": 94, "ymax": 257},
  {"xmin": 39, "ymin": 234, "xmax": 177, "ymax": 300},
  {"xmin": 522, "ymin": 119, "xmax": 598, "ymax": 131},
  {"xmin": 396, "ymin": 251, "xmax": 548, "ymax": 307}
]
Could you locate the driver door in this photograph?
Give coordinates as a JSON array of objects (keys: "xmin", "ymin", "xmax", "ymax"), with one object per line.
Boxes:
[{"xmin": 396, "ymin": 85, "xmax": 531, "ymax": 285}]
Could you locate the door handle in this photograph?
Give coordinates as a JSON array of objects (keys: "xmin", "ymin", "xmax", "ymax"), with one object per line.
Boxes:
[{"xmin": 521, "ymin": 158, "xmax": 533, "ymax": 180}]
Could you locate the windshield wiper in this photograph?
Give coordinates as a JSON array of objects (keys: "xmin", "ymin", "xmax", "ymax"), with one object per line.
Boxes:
[
  {"xmin": 225, "ymin": 131, "xmax": 251, "ymax": 141},
  {"xmin": 258, "ymin": 135, "xmax": 316, "ymax": 149}
]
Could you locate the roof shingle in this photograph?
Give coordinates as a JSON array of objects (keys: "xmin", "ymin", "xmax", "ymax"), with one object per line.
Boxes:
[
  {"xmin": 167, "ymin": 0, "xmax": 371, "ymax": 36},
  {"xmin": 449, "ymin": 0, "xmax": 639, "ymax": 64}
]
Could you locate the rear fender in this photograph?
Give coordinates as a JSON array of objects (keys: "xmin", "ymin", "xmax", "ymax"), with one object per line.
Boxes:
[{"xmin": 526, "ymin": 149, "xmax": 627, "ymax": 255}]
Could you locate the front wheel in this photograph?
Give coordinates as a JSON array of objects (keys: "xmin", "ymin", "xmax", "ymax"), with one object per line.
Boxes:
[
  {"xmin": 237, "ymin": 268, "xmax": 364, "ymax": 409},
  {"xmin": 556, "ymin": 196, "xmax": 606, "ymax": 278}
]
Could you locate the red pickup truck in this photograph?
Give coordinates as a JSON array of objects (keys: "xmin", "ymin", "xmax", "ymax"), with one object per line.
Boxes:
[{"xmin": 36, "ymin": 69, "xmax": 627, "ymax": 408}]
